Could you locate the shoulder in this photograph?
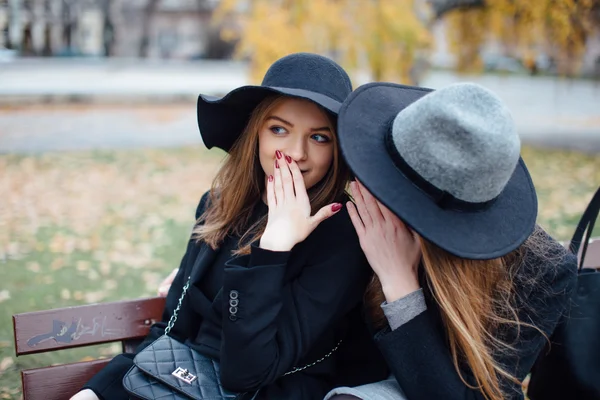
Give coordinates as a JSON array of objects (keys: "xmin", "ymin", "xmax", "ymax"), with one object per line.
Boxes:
[
  {"xmin": 195, "ymin": 191, "xmax": 212, "ymax": 220},
  {"xmin": 520, "ymin": 227, "xmax": 577, "ymax": 286},
  {"xmin": 515, "ymin": 227, "xmax": 577, "ymax": 318}
]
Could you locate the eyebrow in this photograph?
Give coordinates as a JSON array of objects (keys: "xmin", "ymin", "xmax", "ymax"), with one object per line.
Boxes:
[{"xmin": 267, "ymin": 115, "xmax": 331, "ymax": 132}]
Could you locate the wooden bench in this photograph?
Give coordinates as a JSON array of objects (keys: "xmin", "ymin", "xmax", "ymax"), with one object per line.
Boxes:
[
  {"xmin": 13, "ymin": 297, "xmax": 165, "ymax": 400},
  {"xmin": 12, "ymin": 238, "xmax": 600, "ymax": 400}
]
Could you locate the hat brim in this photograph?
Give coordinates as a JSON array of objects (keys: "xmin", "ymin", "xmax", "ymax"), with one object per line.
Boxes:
[
  {"xmin": 338, "ymin": 82, "xmax": 538, "ymax": 260},
  {"xmin": 197, "ymin": 86, "xmax": 342, "ymax": 152}
]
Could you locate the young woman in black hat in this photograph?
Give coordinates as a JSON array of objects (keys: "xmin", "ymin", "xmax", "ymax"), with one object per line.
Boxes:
[
  {"xmin": 70, "ymin": 53, "xmax": 387, "ymax": 400},
  {"xmin": 326, "ymin": 82, "xmax": 577, "ymax": 400}
]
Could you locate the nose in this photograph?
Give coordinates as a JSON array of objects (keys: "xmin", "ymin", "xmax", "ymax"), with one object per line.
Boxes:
[{"xmin": 286, "ymin": 136, "xmax": 308, "ymax": 162}]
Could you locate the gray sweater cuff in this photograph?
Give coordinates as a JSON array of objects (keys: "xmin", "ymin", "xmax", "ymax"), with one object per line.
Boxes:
[{"xmin": 381, "ymin": 288, "xmax": 427, "ymax": 330}]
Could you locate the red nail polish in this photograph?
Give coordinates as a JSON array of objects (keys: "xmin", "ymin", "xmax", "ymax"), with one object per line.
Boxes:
[
  {"xmin": 275, "ymin": 150, "xmax": 282, "ymax": 159},
  {"xmin": 331, "ymin": 203, "xmax": 343, "ymax": 212},
  {"xmin": 268, "ymin": 175, "xmax": 273, "ymax": 182},
  {"xmin": 285, "ymin": 155, "xmax": 292, "ymax": 163},
  {"xmin": 275, "ymin": 160, "xmax": 279, "ymax": 168}
]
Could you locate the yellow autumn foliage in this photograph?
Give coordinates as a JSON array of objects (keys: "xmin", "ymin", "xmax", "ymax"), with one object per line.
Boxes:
[
  {"xmin": 214, "ymin": 0, "xmax": 431, "ymax": 84},
  {"xmin": 444, "ymin": 0, "xmax": 596, "ymax": 75}
]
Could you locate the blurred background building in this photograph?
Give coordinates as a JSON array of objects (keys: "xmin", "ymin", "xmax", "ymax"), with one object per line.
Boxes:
[
  {"xmin": 0, "ymin": 0, "xmax": 235, "ymax": 60},
  {"xmin": 1, "ymin": 0, "xmax": 599, "ymax": 78}
]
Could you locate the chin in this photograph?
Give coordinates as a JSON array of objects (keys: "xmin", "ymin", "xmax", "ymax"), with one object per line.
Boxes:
[{"xmin": 303, "ymin": 176, "xmax": 315, "ymax": 190}]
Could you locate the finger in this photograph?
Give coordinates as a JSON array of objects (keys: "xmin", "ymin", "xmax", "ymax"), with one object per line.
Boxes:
[
  {"xmin": 266, "ymin": 173, "xmax": 276, "ymax": 207},
  {"xmin": 382, "ymin": 207, "xmax": 419, "ymax": 245},
  {"xmin": 356, "ymin": 180, "xmax": 385, "ymax": 223},
  {"xmin": 350, "ymin": 181, "xmax": 373, "ymax": 227},
  {"xmin": 273, "ymin": 158, "xmax": 284, "ymax": 204},
  {"xmin": 378, "ymin": 201, "xmax": 402, "ymax": 226},
  {"xmin": 310, "ymin": 202, "xmax": 343, "ymax": 228},
  {"xmin": 286, "ymin": 155, "xmax": 310, "ymax": 205},
  {"xmin": 346, "ymin": 201, "xmax": 365, "ymax": 237},
  {"xmin": 279, "ymin": 153, "xmax": 295, "ymax": 199}
]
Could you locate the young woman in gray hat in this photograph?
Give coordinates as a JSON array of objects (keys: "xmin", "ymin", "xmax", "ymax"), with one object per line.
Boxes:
[
  {"xmin": 326, "ymin": 82, "xmax": 577, "ymax": 400},
  {"xmin": 70, "ymin": 53, "xmax": 388, "ymax": 400}
]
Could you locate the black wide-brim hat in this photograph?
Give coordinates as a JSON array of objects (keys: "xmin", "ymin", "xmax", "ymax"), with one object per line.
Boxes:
[
  {"xmin": 338, "ymin": 82, "xmax": 538, "ymax": 260},
  {"xmin": 197, "ymin": 53, "xmax": 353, "ymax": 152}
]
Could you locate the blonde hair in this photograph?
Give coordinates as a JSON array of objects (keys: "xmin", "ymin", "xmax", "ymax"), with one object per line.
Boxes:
[
  {"xmin": 365, "ymin": 226, "xmax": 550, "ymax": 400},
  {"xmin": 193, "ymin": 95, "xmax": 350, "ymax": 254}
]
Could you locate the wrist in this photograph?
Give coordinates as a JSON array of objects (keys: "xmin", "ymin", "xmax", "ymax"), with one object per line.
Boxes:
[
  {"xmin": 379, "ymin": 273, "xmax": 420, "ymax": 303},
  {"xmin": 259, "ymin": 236, "xmax": 293, "ymax": 252}
]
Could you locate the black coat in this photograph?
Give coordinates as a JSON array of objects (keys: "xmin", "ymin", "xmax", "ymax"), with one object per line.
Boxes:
[
  {"xmin": 373, "ymin": 229, "xmax": 578, "ymax": 400},
  {"xmin": 84, "ymin": 192, "xmax": 389, "ymax": 399}
]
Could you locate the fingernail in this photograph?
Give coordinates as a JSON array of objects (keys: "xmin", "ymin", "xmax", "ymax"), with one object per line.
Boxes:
[
  {"xmin": 275, "ymin": 150, "xmax": 282, "ymax": 159},
  {"xmin": 268, "ymin": 175, "xmax": 273, "ymax": 182},
  {"xmin": 275, "ymin": 160, "xmax": 279, "ymax": 168},
  {"xmin": 331, "ymin": 203, "xmax": 343, "ymax": 212},
  {"xmin": 285, "ymin": 155, "xmax": 292, "ymax": 163}
]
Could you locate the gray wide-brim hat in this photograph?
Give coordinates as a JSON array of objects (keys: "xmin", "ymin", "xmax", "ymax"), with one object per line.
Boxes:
[
  {"xmin": 197, "ymin": 52, "xmax": 353, "ymax": 152},
  {"xmin": 338, "ymin": 82, "xmax": 537, "ymax": 260}
]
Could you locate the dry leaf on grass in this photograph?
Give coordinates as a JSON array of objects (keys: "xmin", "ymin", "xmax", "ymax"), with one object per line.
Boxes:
[
  {"xmin": 0, "ymin": 291, "xmax": 10, "ymax": 303},
  {"xmin": 0, "ymin": 358, "xmax": 13, "ymax": 373}
]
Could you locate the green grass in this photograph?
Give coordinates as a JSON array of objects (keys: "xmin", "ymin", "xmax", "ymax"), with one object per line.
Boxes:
[{"xmin": 0, "ymin": 145, "xmax": 598, "ymax": 399}]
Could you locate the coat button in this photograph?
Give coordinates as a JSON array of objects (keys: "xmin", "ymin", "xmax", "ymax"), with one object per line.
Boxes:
[
  {"xmin": 229, "ymin": 299, "xmax": 238, "ymax": 307},
  {"xmin": 229, "ymin": 315, "xmax": 237, "ymax": 321},
  {"xmin": 230, "ymin": 290, "xmax": 239, "ymax": 300},
  {"xmin": 229, "ymin": 306, "xmax": 238, "ymax": 315}
]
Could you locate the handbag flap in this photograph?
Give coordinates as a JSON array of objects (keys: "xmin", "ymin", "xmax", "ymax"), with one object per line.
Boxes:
[{"xmin": 133, "ymin": 335, "xmax": 239, "ymax": 399}]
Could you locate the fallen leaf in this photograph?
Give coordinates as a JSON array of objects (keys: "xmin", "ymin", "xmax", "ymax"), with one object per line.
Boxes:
[
  {"xmin": 60, "ymin": 289, "xmax": 71, "ymax": 300},
  {"xmin": 26, "ymin": 261, "xmax": 41, "ymax": 272},
  {"xmin": 84, "ymin": 291, "xmax": 106, "ymax": 303},
  {"xmin": 0, "ymin": 357, "xmax": 14, "ymax": 372},
  {"xmin": 76, "ymin": 260, "xmax": 91, "ymax": 272}
]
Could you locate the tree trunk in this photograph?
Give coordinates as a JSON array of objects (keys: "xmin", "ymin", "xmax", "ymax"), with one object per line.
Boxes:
[{"xmin": 139, "ymin": 0, "xmax": 159, "ymax": 58}]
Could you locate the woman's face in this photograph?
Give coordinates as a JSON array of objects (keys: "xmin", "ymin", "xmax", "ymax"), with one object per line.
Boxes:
[{"xmin": 258, "ymin": 98, "xmax": 335, "ymax": 191}]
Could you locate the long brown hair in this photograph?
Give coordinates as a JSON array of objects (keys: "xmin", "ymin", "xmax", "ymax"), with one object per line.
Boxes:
[
  {"xmin": 193, "ymin": 95, "xmax": 350, "ymax": 254},
  {"xmin": 365, "ymin": 226, "xmax": 551, "ymax": 400}
]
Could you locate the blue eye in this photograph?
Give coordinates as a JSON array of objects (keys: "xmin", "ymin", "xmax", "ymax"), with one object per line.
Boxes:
[
  {"xmin": 270, "ymin": 126, "xmax": 287, "ymax": 135},
  {"xmin": 311, "ymin": 134, "xmax": 331, "ymax": 143}
]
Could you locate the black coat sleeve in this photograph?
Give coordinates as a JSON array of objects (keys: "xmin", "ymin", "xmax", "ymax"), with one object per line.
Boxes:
[
  {"xmin": 218, "ymin": 209, "xmax": 371, "ymax": 392},
  {"xmin": 374, "ymin": 237, "xmax": 578, "ymax": 400},
  {"xmin": 81, "ymin": 191, "xmax": 210, "ymax": 399}
]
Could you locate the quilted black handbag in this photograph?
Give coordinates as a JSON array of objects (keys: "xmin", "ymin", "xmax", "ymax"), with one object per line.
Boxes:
[
  {"xmin": 123, "ymin": 275, "xmax": 342, "ymax": 400},
  {"xmin": 528, "ymin": 187, "xmax": 600, "ymax": 399}
]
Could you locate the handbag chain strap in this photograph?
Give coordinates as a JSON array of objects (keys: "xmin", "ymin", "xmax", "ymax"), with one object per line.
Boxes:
[
  {"xmin": 164, "ymin": 275, "xmax": 191, "ymax": 335},
  {"xmin": 283, "ymin": 338, "xmax": 343, "ymax": 376},
  {"xmin": 162, "ymin": 275, "xmax": 342, "ymax": 375}
]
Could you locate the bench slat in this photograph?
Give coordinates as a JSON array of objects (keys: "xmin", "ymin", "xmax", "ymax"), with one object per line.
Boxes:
[
  {"xmin": 13, "ymin": 297, "xmax": 165, "ymax": 356},
  {"xmin": 22, "ymin": 359, "xmax": 111, "ymax": 400}
]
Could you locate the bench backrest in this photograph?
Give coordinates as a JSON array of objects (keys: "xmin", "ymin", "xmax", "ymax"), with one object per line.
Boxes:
[{"xmin": 13, "ymin": 296, "xmax": 165, "ymax": 400}]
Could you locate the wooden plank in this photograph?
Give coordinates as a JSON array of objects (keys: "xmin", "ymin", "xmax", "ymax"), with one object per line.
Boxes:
[
  {"xmin": 22, "ymin": 359, "xmax": 111, "ymax": 400},
  {"xmin": 13, "ymin": 297, "xmax": 165, "ymax": 356}
]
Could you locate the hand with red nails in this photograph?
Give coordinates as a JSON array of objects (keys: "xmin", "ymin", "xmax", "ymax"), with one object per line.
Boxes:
[
  {"xmin": 346, "ymin": 181, "xmax": 421, "ymax": 302},
  {"xmin": 259, "ymin": 150, "xmax": 343, "ymax": 252}
]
